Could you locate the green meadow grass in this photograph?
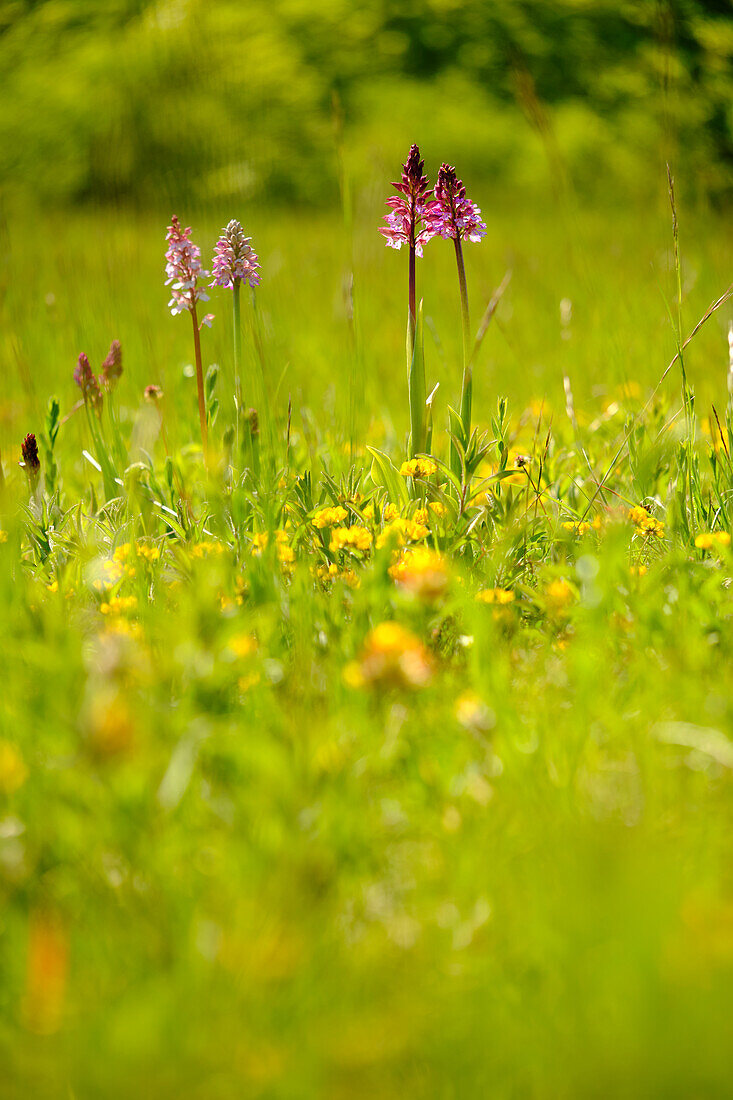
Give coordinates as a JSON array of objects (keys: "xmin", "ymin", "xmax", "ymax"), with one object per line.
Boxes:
[{"xmin": 0, "ymin": 198, "xmax": 732, "ymax": 1098}]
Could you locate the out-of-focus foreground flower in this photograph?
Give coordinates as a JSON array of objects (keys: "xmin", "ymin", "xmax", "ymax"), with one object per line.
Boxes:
[{"xmin": 344, "ymin": 621, "xmax": 433, "ymax": 691}]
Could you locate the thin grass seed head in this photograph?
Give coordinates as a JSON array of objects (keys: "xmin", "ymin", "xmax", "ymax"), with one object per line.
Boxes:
[
  {"xmin": 426, "ymin": 163, "xmax": 486, "ymax": 243},
  {"xmin": 211, "ymin": 219, "xmax": 261, "ymax": 289},
  {"xmin": 379, "ymin": 143, "xmax": 436, "ymax": 257},
  {"xmin": 165, "ymin": 215, "xmax": 210, "ymax": 316}
]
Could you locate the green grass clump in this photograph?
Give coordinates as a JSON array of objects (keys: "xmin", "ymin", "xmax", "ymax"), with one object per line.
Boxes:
[{"xmin": 0, "ymin": 199, "xmax": 732, "ymax": 1098}]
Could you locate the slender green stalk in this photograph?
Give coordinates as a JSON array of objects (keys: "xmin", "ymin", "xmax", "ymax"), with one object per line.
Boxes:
[
  {"xmin": 449, "ymin": 236, "xmax": 472, "ymax": 479},
  {"xmin": 407, "ymin": 242, "xmax": 425, "ymax": 457},
  {"xmin": 407, "ymin": 300, "xmax": 425, "ymax": 457},
  {"xmin": 232, "ymin": 278, "xmax": 242, "ymax": 412},
  {"xmin": 190, "ymin": 302, "xmax": 208, "ymax": 458}
]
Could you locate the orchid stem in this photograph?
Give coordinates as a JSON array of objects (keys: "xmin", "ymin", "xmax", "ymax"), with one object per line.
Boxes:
[
  {"xmin": 232, "ymin": 278, "xmax": 242, "ymax": 413},
  {"xmin": 449, "ymin": 235, "xmax": 471, "ymax": 479},
  {"xmin": 190, "ymin": 302, "xmax": 208, "ymax": 460},
  {"xmin": 455, "ymin": 236, "xmax": 471, "ymax": 437}
]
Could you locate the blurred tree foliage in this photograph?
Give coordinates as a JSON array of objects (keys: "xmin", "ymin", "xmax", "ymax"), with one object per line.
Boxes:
[{"xmin": 0, "ymin": 0, "xmax": 730, "ymax": 207}]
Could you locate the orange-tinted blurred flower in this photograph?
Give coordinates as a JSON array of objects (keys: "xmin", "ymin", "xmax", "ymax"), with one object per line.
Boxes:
[{"xmin": 344, "ymin": 621, "xmax": 433, "ymax": 691}]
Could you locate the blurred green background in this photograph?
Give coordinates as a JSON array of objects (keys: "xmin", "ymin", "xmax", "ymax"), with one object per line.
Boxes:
[{"xmin": 1, "ymin": 0, "xmax": 731, "ymax": 210}]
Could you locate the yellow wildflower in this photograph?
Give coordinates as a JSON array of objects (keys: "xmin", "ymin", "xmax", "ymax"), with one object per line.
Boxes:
[
  {"xmin": 0, "ymin": 740, "xmax": 28, "ymax": 794},
  {"xmin": 312, "ymin": 505, "xmax": 348, "ymax": 529},
  {"xmin": 562, "ymin": 521, "xmax": 591, "ymax": 536},
  {"xmin": 476, "ymin": 588, "xmax": 515, "ymax": 605},
  {"xmin": 384, "ymin": 503, "xmax": 400, "ymax": 522},
  {"xmin": 545, "ymin": 578, "xmax": 575, "ymax": 614},
  {"xmin": 376, "ymin": 517, "xmax": 429, "ymax": 549},
  {"xmin": 454, "ymin": 692, "xmax": 493, "ymax": 734},
  {"xmin": 344, "ymin": 621, "xmax": 433, "ymax": 691},
  {"xmin": 428, "ymin": 501, "xmax": 447, "ymax": 518},
  {"xmin": 400, "ymin": 457, "xmax": 438, "ymax": 478},
  {"xmin": 329, "ymin": 526, "xmax": 373, "ymax": 553},
  {"xmin": 251, "ymin": 533, "xmax": 269, "ymax": 555},
  {"xmin": 92, "ymin": 559, "xmax": 125, "ymax": 591},
  {"xmin": 100, "ymin": 595, "xmax": 138, "ymax": 616},
  {"xmin": 228, "ymin": 633, "xmax": 258, "ymax": 659},
  {"xmin": 629, "ymin": 506, "xmax": 665, "ymax": 538},
  {"xmin": 0, "ymin": 531, "xmax": 8, "ymax": 543},
  {"xmin": 136, "ymin": 542, "xmax": 161, "ymax": 562},
  {"xmin": 103, "ymin": 618, "xmax": 142, "ymax": 639},
  {"xmin": 695, "ymin": 531, "xmax": 730, "ymax": 550},
  {"xmin": 191, "ymin": 539, "xmax": 227, "ymax": 558},
  {"xmin": 277, "ymin": 542, "xmax": 295, "ymax": 566},
  {"xmin": 389, "ymin": 547, "xmax": 449, "ymax": 600}
]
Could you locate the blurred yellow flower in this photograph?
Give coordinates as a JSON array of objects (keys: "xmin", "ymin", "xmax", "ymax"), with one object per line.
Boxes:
[
  {"xmin": 330, "ymin": 526, "xmax": 372, "ymax": 553},
  {"xmin": 192, "ymin": 539, "xmax": 227, "ymax": 558},
  {"xmin": 92, "ymin": 559, "xmax": 125, "ymax": 591},
  {"xmin": 695, "ymin": 531, "xmax": 730, "ymax": 550},
  {"xmin": 454, "ymin": 692, "xmax": 493, "ymax": 734},
  {"xmin": 376, "ymin": 517, "xmax": 429, "ymax": 549},
  {"xmin": 0, "ymin": 740, "xmax": 28, "ymax": 794},
  {"xmin": 227, "ymin": 633, "xmax": 258, "ymax": 659},
  {"xmin": 344, "ymin": 621, "xmax": 433, "ymax": 690},
  {"xmin": 476, "ymin": 588, "xmax": 514, "ymax": 605},
  {"xmin": 545, "ymin": 578, "xmax": 575, "ymax": 613},
  {"xmin": 100, "ymin": 595, "xmax": 138, "ymax": 615},
  {"xmin": 389, "ymin": 547, "xmax": 449, "ymax": 600}
]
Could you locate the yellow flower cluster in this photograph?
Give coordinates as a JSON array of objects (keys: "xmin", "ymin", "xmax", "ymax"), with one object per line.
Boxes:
[
  {"xmin": 227, "ymin": 633, "xmax": 258, "ymax": 658},
  {"xmin": 191, "ymin": 540, "xmax": 227, "ymax": 558},
  {"xmin": 329, "ymin": 526, "xmax": 373, "ymax": 553},
  {"xmin": 476, "ymin": 588, "xmax": 515, "ymax": 605},
  {"xmin": 114, "ymin": 541, "xmax": 160, "ymax": 564},
  {"xmin": 694, "ymin": 531, "xmax": 731, "ymax": 551},
  {"xmin": 545, "ymin": 578, "xmax": 575, "ymax": 613},
  {"xmin": 629, "ymin": 506, "xmax": 665, "ymax": 538},
  {"xmin": 312, "ymin": 506, "xmax": 347, "ymax": 529},
  {"xmin": 0, "ymin": 739, "xmax": 28, "ymax": 794},
  {"xmin": 102, "ymin": 617, "xmax": 142, "ymax": 639},
  {"xmin": 92, "ymin": 559, "xmax": 127, "ymax": 591},
  {"xmin": 562, "ymin": 516, "xmax": 601, "ymax": 536},
  {"xmin": 313, "ymin": 562, "xmax": 360, "ymax": 588},
  {"xmin": 389, "ymin": 547, "xmax": 449, "ymax": 600},
  {"xmin": 399, "ymin": 457, "xmax": 438, "ymax": 478},
  {"xmin": 251, "ymin": 530, "xmax": 293, "ymax": 566},
  {"xmin": 100, "ymin": 595, "xmax": 138, "ymax": 616},
  {"xmin": 376, "ymin": 517, "xmax": 429, "ymax": 549},
  {"xmin": 344, "ymin": 621, "xmax": 433, "ymax": 691},
  {"xmin": 385, "ymin": 502, "xmax": 447, "ymax": 528}
]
